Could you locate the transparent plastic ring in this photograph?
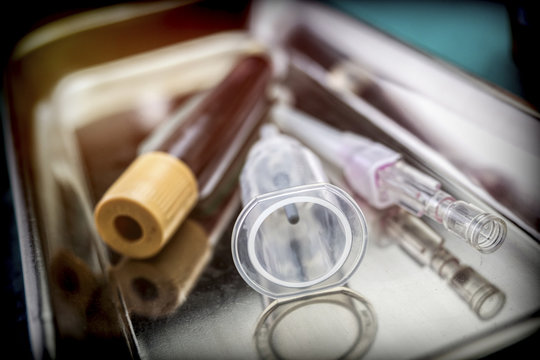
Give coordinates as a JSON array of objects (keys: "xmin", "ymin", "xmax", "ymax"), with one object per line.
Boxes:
[
  {"xmin": 232, "ymin": 183, "xmax": 368, "ymax": 298},
  {"xmin": 254, "ymin": 287, "xmax": 377, "ymax": 360},
  {"xmin": 247, "ymin": 196, "xmax": 352, "ymax": 288}
]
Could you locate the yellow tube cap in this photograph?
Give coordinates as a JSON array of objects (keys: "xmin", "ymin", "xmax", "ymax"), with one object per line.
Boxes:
[{"xmin": 94, "ymin": 151, "xmax": 198, "ymax": 259}]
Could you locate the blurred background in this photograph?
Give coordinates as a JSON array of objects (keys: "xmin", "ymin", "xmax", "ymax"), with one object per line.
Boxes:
[
  {"xmin": 1, "ymin": 0, "xmax": 537, "ymax": 358},
  {"xmin": 323, "ymin": 0, "xmax": 539, "ymax": 109}
]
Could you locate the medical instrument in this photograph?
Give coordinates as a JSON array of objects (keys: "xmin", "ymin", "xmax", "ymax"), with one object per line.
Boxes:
[
  {"xmin": 273, "ymin": 103, "xmax": 506, "ymax": 253},
  {"xmin": 232, "ymin": 124, "xmax": 368, "ymax": 298}
]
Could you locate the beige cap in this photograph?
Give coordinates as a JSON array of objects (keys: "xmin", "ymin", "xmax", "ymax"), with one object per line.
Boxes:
[
  {"xmin": 94, "ymin": 151, "xmax": 198, "ymax": 259},
  {"xmin": 49, "ymin": 249, "xmax": 100, "ymax": 310}
]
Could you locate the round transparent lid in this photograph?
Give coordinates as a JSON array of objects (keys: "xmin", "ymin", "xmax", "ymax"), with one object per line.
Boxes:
[{"xmin": 231, "ymin": 183, "xmax": 368, "ymax": 298}]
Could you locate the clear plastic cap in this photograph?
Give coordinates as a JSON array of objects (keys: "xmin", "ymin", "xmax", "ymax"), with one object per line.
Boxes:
[
  {"xmin": 239, "ymin": 124, "xmax": 328, "ymax": 204},
  {"xmin": 232, "ymin": 124, "xmax": 368, "ymax": 298},
  {"xmin": 232, "ymin": 184, "xmax": 368, "ymax": 298}
]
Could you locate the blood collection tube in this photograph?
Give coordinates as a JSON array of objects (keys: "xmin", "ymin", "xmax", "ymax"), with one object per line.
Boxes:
[{"xmin": 94, "ymin": 55, "xmax": 272, "ymax": 259}]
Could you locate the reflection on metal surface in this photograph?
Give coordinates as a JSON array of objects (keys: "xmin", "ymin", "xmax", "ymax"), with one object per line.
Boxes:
[
  {"xmin": 254, "ymin": 287, "xmax": 377, "ymax": 360},
  {"xmin": 380, "ymin": 208, "xmax": 506, "ymax": 320},
  {"xmin": 284, "ymin": 25, "xmax": 415, "ymax": 134},
  {"xmin": 49, "ymin": 249, "xmax": 100, "ymax": 308},
  {"xmin": 49, "ymin": 249, "xmax": 101, "ymax": 338},
  {"xmin": 108, "ymin": 158, "xmax": 246, "ymax": 320},
  {"xmin": 13, "ymin": 2, "xmax": 183, "ymax": 58},
  {"xmin": 48, "ymin": 249, "xmax": 128, "ymax": 356},
  {"xmin": 110, "ymin": 220, "xmax": 211, "ymax": 319}
]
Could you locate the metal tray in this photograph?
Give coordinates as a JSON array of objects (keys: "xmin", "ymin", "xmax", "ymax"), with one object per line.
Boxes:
[{"xmin": 3, "ymin": 1, "xmax": 539, "ymax": 359}]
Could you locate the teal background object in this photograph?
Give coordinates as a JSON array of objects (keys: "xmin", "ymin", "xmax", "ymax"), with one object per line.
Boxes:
[{"xmin": 325, "ymin": 0, "xmax": 524, "ymax": 99}]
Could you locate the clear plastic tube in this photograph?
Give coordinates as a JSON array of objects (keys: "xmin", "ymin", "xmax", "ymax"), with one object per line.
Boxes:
[
  {"xmin": 232, "ymin": 124, "xmax": 368, "ymax": 298},
  {"xmin": 273, "ymin": 102, "xmax": 506, "ymax": 253},
  {"xmin": 284, "ymin": 25, "xmax": 413, "ymax": 129},
  {"xmin": 378, "ymin": 162, "xmax": 506, "ymax": 253}
]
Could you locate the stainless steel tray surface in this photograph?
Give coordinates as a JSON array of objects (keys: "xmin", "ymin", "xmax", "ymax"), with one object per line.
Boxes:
[{"xmin": 3, "ymin": 1, "xmax": 539, "ymax": 359}]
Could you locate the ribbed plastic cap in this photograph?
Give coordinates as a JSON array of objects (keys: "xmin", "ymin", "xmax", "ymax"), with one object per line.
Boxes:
[{"xmin": 94, "ymin": 151, "xmax": 198, "ymax": 259}]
